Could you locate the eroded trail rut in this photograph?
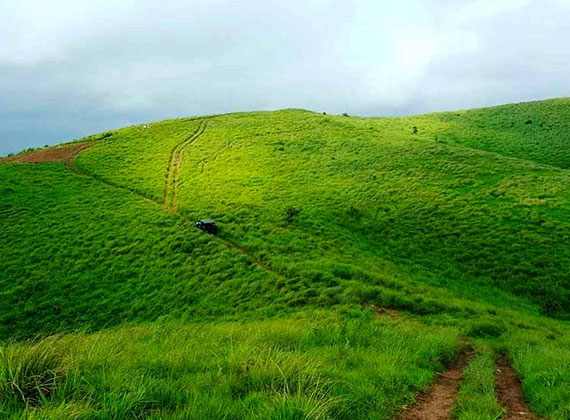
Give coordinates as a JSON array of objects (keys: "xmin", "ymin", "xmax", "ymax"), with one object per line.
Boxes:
[
  {"xmin": 63, "ymin": 120, "xmax": 286, "ymax": 280},
  {"xmin": 401, "ymin": 348, "xmax": 472, "ymax": 420},
  {"xmin": 399, "ymin": 349, "xmax": 542, "ymax": 420},
  {"xmin": 164, "ymin": 121, "xmax": 207, "ymax": 212},
  {"xmin": 496, "ymin": 357, "xmax": 540, "ymax": 419}
]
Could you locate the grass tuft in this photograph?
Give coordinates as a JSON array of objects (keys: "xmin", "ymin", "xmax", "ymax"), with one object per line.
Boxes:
[{"xmin": 0, "ymin": 339, "xmax": 66, "ymax": 407}]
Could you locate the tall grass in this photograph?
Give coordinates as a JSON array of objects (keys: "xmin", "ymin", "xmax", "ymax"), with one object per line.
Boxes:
[
  {"xmin": 0, "ymin": 339, "xmax": 66, "ymax": 408},
  {"xmin": 502, "ymin": 328, "xmax": 570, "ymax": 419},
  {"xmin": 0, "ymin": 310, "xmax": 459, "ymax": 419}
]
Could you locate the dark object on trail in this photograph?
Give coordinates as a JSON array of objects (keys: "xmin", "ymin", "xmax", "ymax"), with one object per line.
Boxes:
[
  {"xmin": 412, "ymin": 126, "xmax": 418, "ymax": 135},
  {"xmin": 196, "ymin": 219, "xmax": 217, "ymax": 234}
]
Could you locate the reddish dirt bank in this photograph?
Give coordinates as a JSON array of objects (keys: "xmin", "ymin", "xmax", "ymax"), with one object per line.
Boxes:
[{"xmin": 4, "ymin": 143, "xmax": 92, "ymax": 164}]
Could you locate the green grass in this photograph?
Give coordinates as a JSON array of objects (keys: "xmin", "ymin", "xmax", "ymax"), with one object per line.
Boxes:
[
  {"xmin": 502, "ymin": 326, "xmax": 570, "ymax": 419},
  {"xmin": 0, "ymin": 160, "xmax": 536, "ymax": 338},
  {"xmin": 422, "ymin": 98, "xmax": 570, "ymax": 169},
  {"xmin": 0, "ymin": 309, "xmax": 459, "ymax": 419},
  {"xmin": 173, "ymin": 108, "xmax": 570, "ymax": 313},
  {"xmin": 77, "ymin": 119, "xmax": 203, "ymax": 202},
  {"xmin": 0, "ymin": 163, "xmax": 282, "ymax": 337},
  {"xmin": 2, "ymin": 98, "xmax": 570, "ymax": 418}
]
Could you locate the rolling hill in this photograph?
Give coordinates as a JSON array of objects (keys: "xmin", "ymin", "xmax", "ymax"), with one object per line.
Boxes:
[{"xmin": 1, "ymin": 98, "xmax": 570, "ymax": 419}]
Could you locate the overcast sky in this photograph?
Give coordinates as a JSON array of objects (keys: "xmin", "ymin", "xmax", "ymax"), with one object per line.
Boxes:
[{"xmin": 1, "ymin": 0, "xmax": 570, "ymax": 155}]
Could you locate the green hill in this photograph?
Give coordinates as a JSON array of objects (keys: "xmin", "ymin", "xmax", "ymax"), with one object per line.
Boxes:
[{"xmin": 1, "ymin": 98, "xmax": 570, "ymax": 419}]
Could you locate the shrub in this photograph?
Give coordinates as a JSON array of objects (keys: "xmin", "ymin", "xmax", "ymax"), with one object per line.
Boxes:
[
  {"xmin": 539, "ymin": 299, "xmax": 564, "ymax": 318},
  {"xmin": 347, "ymin": 205, "xmax": 360, "ymax": 218},
  {"xmin": 285, "ymin": 207, "xmax": 301, "ymax": 223},
  {"xmin": 467, "ymin": 318, "xmax": 505, "ymax": 338}
]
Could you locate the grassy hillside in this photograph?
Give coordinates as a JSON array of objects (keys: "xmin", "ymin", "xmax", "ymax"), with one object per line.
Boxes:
[
  {"xmin": 421, "ymin": 98, "xmax": 570, "ymax": 169},
  {"xmin": 2, "ymin": 98, "xmax": 570, "ymax": 418},
  {"xmin": 77, "ymin": 102, "xmax": 570, "ymax": 314}
]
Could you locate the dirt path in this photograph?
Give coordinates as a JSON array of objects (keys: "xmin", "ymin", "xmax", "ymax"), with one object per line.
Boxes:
[
  {"xmin": 63, "ymin": 142, "xmax": 93, "ymax": 173},
  {"xmin": 164, "ymin": 121, "xmax": 207, "ymax": 212},
  {"xmin": 400, "ymin": 348, "xmax": 472, "ymax": 420},
  {"xmin": 496, "ymin": 357, "xmax": 540, "ymax": 419}
]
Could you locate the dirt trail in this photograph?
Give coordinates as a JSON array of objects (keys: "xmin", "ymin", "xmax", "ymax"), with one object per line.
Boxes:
[
  {"xmin": 164, "ymin": 121, "xmax": 207, "ymax": 212},
  {"xmin": 64, "ymin": 143, "xmax": 93, "ymax": 173},
  {"xmin": 400, "ymin": 348, "xmax": 472, "ymax": 420},
  {"xmin": 496, "ymin": 357, "xmax": 540, "ymax": 419}
]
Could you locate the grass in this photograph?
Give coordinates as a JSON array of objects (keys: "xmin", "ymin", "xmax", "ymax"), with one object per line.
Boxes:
[
  {"xmin": 171, "ymin": 108, "xmax": 570, "ymax": 313},
  {"xmin": 502, "ymin": 326, "xmax": 570, "ymax": 419},
  {"xmin": 2, "ymin": 98, "xmax": 570, "ymax": 418},
  {"xmin": 423, "ymin": 97, "xmax": 570, "ymax": 169},
  {"xmin": 0, "ymin": 160, "xmax": 536, "ymax": 338},
  {"xmin": 78, "ymin": 119, "xmax": 203, "ymax": 201},
  {"xmin": 0, "ymin": 309, "xmax": 459, "ymax": 419},
  {"xmin": 0, "ymin": 163, "xmax": 281, "ymax": 337},
  {"xmin": 0, "ymin": 338, "xmax": 66, "ymax": 409}
]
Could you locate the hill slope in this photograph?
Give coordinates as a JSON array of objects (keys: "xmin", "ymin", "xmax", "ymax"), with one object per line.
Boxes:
[{"xmin": 1, "ymin": 98, "xmax": 570, "ymax": 419}]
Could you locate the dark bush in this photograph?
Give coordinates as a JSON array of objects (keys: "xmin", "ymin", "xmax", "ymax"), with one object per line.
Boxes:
[
  {"xmin": 539, "ymin": 299, "xmax": 563, "ymax": 318},
  {"xmin": 467, "ymin": 318, "xmax": 505, "ymax": 338},
  {"xmin": 285, "ymin": 207, "xmax": 301, "ymax": 223}
]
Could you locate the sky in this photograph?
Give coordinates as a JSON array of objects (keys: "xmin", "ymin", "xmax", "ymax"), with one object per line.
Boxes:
[{"xmin": 1, "ymin": 0, "xmax": 570, "ymax": 155}]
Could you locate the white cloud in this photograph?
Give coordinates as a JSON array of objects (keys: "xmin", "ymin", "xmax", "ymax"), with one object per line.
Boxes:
[
  {"xmin": 451, "ymin": 0, "xmax": 531, "ymax": 23},
  {"xmin": 0, "ymin": 0, "xmax": 569, "ymax": 154}
]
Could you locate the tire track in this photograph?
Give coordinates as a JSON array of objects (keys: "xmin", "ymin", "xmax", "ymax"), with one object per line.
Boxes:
[
  {"xmin": 496, "ymin": 356, "xmax": 540, "ymax": 419},
  {"xmin": 399, "ymin": 348, "xmax": 541, "ymax": 420},
  {"xmin": 64, "ymin": 142, "xmax": 94, "ymax": 174},
  {"xmin": 164, "ymin": 121, "xmax": 207, "ymax": 212},
  {"xmin": 400, "ymin": 347, "xmax": 472, "ymax": 420}
]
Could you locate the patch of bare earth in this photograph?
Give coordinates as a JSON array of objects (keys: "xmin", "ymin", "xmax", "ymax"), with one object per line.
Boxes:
[
  {"xmin": 400, "ymin": 348, "xmax": 472, "ymax": 420},
  {"xmin": 3, "ymin": 143, "xmax": 91, "ymax": 164},
  {"xmin": 496, "ymin": 356, "xmax": 540, "ymax": 419}
]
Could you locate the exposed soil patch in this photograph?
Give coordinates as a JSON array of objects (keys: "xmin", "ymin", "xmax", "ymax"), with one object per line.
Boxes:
[
  {"xmin": 496, "ymin": 356, "xmax": 540, "ymax": 419},
  {"xmin": 400, "ymin": 347, "xmax": 472, "ymax": 420},
  {"xmin": 362, "ymin": 303, "xmax": 402, "ymax": 318},
  {"xmin": 4, "ymin": 143, "xmax": 92, "ymax": 164}
]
